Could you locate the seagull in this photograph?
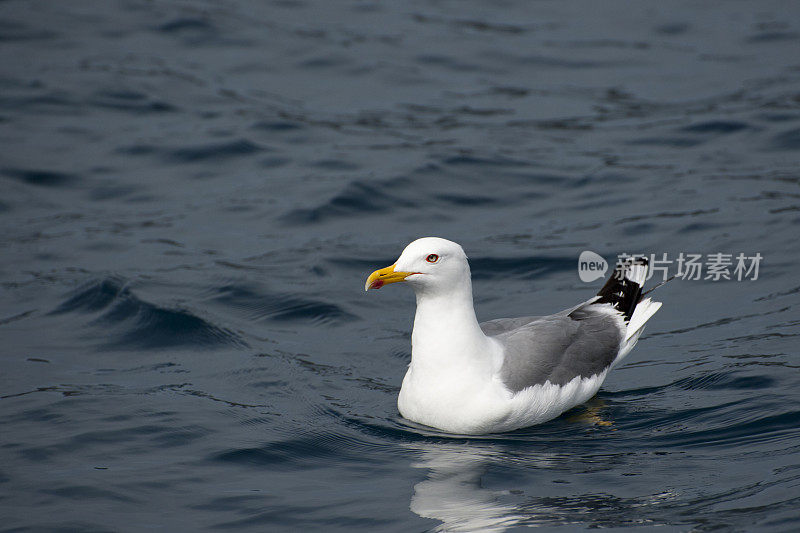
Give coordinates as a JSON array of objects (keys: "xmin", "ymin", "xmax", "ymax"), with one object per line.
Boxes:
[{"xmin": 365, "ymin": 237, "xmax": 662, "ymax": 434}]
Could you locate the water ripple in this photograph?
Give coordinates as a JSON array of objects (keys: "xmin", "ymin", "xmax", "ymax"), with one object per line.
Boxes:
[
  {"xmin": 280, "ymin": 179, "xmax": 415, "ymax": 224},
  {"xmin": 210, "ymin": 282, "xmax": 358, "ymax": 325},
  {"xmin": 768, "ymin": 127, "xmax": 800, "ymax": 151},
  {"xmin": 3, "ymin": 167, "xmax": 79, "ymax": 187},
  {"xmin": 51, "ymin": 278, "xmax": 245, "ymax": 349},
  {"xmin": 89, "ymin": 89, "xmax": 177, "ymax": 114},
  {"xmin": 167, "ymin": 139, "xmax": 264, "ymax": 163}
]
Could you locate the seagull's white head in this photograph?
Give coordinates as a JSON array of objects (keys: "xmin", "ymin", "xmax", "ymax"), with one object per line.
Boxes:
[{"xmin": 365, "ymin": 237, "xmax": 471, "ymax": 296}]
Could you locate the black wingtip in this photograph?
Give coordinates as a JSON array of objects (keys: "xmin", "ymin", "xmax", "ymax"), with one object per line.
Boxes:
[{"xmin": 595, "ymin": 256, "xmax": 648, "ymax": 321}]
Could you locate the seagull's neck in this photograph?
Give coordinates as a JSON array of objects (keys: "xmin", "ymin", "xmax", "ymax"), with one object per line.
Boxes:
[{"xmin": 410, "ymin": 284, "xmax": 496, "ymax": 375}]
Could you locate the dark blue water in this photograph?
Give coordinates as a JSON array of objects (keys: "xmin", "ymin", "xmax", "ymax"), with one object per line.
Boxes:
[{"xmin": 2, "ymin": 1, "xmax": 800, "ymax": 531}]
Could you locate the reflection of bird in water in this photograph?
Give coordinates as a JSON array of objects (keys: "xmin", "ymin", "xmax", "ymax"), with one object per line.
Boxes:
[
  {"xmin": 408, "ymin": 444, "xmax": 526, "ymax": 532},
  {"xmin": 366, "ymin": 237, "xmax": 662, "ymax": 434},
  {"xmin": 407, "ymin": 413, "xmax": 677, "ymax": 533}
]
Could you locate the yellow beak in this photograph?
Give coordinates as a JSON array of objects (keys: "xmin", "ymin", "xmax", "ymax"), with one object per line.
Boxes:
[{"xmin": 364, "ymin": 264, "xmax": 413, "ymax": 291}]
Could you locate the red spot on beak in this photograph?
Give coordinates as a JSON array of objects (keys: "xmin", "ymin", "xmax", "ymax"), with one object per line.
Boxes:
[{"xmin": 369, "ymin": 279, "xmax": 385, "ymax": 290}]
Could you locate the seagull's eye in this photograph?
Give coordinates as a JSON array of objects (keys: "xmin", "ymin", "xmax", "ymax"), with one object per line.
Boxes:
[{"xmin": 426, "ymin": 254, "xmax": 439, "ymax": 263}]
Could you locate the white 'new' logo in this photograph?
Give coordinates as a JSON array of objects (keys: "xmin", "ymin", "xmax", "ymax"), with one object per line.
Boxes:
[{"xmin": 578, "ymin": 251, "xmax": 608, "ymax": 282}]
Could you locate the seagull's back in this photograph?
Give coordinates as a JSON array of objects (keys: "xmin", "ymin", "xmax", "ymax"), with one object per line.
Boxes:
[{"xmin": 485, "ymin": 304, "xmax": 624, "ymax": 392}]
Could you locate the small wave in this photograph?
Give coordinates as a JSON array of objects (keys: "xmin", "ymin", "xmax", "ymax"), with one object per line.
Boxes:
[
  {"xmin": 653, "ymin": 409, "xmax": 800, "ymax": 449},
  {"xmin": 628, "ymin": 136, "xmax": 705, "ymax": 148},
  {"xmin": 89, "ymin": 89, "xmax": 177, "ymax": 114},
  {"xmin": 615, "ymin": 208, "xmax": 719, "ymax": 225},
  {"xmin": 654, "ymin": 22, "xmax": 691, "ymax": 35},
  {"xmin": 307, "ymin": 159, "xmax": 360, "ymax": 171},
  {"xmin": 41, "ymin": 485, "xmax": 137, "ymax": 503},
  {"xmin": 166, "ymin": 139, "xmax": 264, "ymax": 163},
  {"xmin": 755, "ymin": 284, "xmax": 800, "ymax": 302},
  {"xmin": 631, "ymin": 119, "xmax": 754, "ymax": 148},
  {"xmin": 442, "ymin": 154, "xmax": 529, "ymax": 167},
  {"xmin": 3, "ymin": 167, "xmax": 79, "ymax": 188},
  {"xmin": 115, "ymin": 144, "xmax": 158, "ymax": 156},
  {"xmin": 411, "ymin": 13, "xmax": 528, "ymax": 35},
  {"xmin": 211, "ymin": 437, "xmax": 344, "ymax": 469},
  {"xmin": 680, "ymin": 120, "xmax": 751, "ymax": 134},
  {"xmin": 604, "ymin": 374, "xmax": 800, "ymax": 449},
  {"xmin": 746, "ymin": 31, "xmax": 800, "ymax": 43},
  {"xmin": 280, "ymin": 179, "xmax": 415, "ymax": 224},
  {"xmin": 211, "ymin": 283, "xmax": 357, "ymax": 325},
  {"xmin": 0, "ymin": 20, "xmax": 58, "ymax": 42},
  {"xmin": 251, "ymin": 120, "xmax": 304, "ymax": 132},
  {"xmin": 51, "ymin": 277, "xmax": 126, "ymax": 314},
  {"xmin": 52, "ymin": 278, "xmax": 245, "ymax": 349},
  {"xmin": 297, "ymin": 54, "xmax": 352, "ymax": 69},
  {"xmin": 88, "ymin": 184, "xmax": 139, "ymax": 201},
  {"xmin": 671, "ymin": 372, "xmax": 776, "ymax": 391},
  {"xmin": 768, "ymin": 127, "xmax": 800, "ymax": 151},
  {"xmin": 607, "ymin": 370, "xmax": 777, "ymax": 397},
  {"xmin": 152, "ymin": 17, "xmax": 241, "ymax": 47},
  {"xmin": 209, "ymin": 413, "xmax": 411, "ymax": 474},
  {"xmin": 0, "ymin": 91, "xmax": 83, "ymax": 115},
  {"xmin": 22, "ymin": 417, "xmax": 208, "ymax": 462},
  {"xmin": 157, "ymin": 18, "xmax": 215, "ymax": 34},
  {"xmin": 414, "ymin": 54, "xmax": 490, "ymax": 73},
  {"xmin": 434, "ymin": 193, "xmax": 497, "ymax": 206}
]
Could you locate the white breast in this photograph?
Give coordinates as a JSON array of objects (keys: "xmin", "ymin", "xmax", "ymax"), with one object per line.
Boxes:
[{"xmin": 398, "ymin": 365, "xmax": 513, "ymax": 434}]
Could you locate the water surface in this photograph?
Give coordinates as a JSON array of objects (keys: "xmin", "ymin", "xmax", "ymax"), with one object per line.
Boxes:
[{"xmin": 2, "ymin": 1, "xmax": 800, "ymax": 531}]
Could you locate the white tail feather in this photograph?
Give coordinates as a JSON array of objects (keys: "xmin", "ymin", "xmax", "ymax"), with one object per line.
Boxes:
[
  {"xmin": 611, "ymin": 297, "xmax": 662, "ymax": 368},
  {"xmin": 626, "ymin": 297, "xmax": 661, "ymax": 342}
]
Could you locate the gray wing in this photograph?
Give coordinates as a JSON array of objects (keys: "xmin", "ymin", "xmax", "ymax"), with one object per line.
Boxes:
[
  {"xmin": 481, "ymin": 303, "xmax": 624, "ymax": 392},
  {"xmin": 480, "ymin": 315, "xmax": 544, "ymax": 336}
]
